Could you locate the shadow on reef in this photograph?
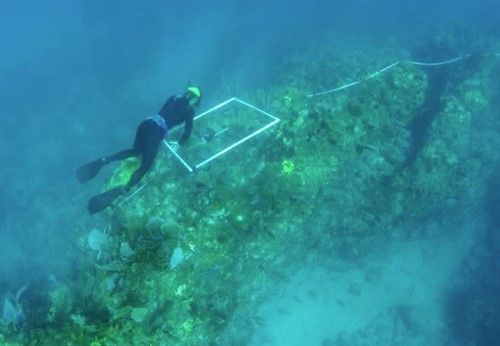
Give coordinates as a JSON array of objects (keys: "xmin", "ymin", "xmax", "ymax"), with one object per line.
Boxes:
[
  {"xmin": 483, "ymin": 163, "xmax": 500, "ymax": 265},
  {"xmin": 444, "ymin": 166, "xmax": 500, "ymax": 346},
  {"xmin": 400, "ymin": 37, "xmax": 455, "ymax": 168},
  {"xmin": 401, "ymin": 34, "xmax": 483, "ymax": 169},
  {"xmin": 401, "ymin": 66, "xmax": 448, "ymax": 168}
]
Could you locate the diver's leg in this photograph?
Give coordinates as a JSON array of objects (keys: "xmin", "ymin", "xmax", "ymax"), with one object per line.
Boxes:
[
  {"xmin": 79, "ymin": 121, "xmax": 146, "ymax": 184},
  {"xmin": 87, "ymin": 153, "xmax": 154, "ymax": 213},
  {"xmin": 125, "ymin": 150, "xmax": 157, "ymax": 189},
  {"xmin": 87, "ymin": 185, "xmax": 126, "ymax": 214},
  {"xmin": 87, "ymin": 149, "xmax": 155, "ymax": 213},
  {"xmin": 102, "ymin": 121, "xmax": 149, "ymax": 163},
  {"xmin": 77, "ymin": 156, "xmax": 111, "ymax": 183},
  {"xmin": 125, "ymin": 121, "xmax": 163, "ymax": 189},
  {"xmin": 103, "ymin": 149, "xmax": 138, "ymax": 163}
]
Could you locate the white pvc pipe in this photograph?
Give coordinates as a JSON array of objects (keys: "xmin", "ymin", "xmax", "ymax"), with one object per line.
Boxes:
[
  {"xmin": 195, "ymin": 118, "xmax": 280, "ymax": 169},
  {"xmin": 214, "ymin": 127, "xmax": 229, "ymax": 137},
  {"xmin": 168, "ymin": 98, "xmax": 237, "ymax": 134},
  {"xmin": 194, "ymin": 97, "xmax": 235, "ymax": 120},
  {"xmin": 163, "ymin": 140, "xmax": 194, "ymax": 172},
  {"xmin": 233, "ymin": 98, "xmax": 280, "ymax": 121},
  {"xmin": 164, "ymin": 98, "xmax": 280, "ymax": 171}
]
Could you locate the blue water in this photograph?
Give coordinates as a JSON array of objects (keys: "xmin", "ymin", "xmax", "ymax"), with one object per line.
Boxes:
[{"xmin": 1, "ymin": 1, "xmax": 499, "ymax": 345}]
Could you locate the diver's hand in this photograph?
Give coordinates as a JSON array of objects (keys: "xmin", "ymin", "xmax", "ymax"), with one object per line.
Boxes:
[{"xmin": 178, "ymin": 138, "xmax": 189, "ymax": 146}]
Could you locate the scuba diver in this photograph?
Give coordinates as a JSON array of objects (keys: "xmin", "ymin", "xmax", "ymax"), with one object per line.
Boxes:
[{"xmin": 77, "ymin": 86, "xmax": 202, "ymax": 214}]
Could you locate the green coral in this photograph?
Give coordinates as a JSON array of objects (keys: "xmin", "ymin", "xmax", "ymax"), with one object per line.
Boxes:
[{"xmin": 280, "ymin": 159, "xmax": 295, "ymax": 175}]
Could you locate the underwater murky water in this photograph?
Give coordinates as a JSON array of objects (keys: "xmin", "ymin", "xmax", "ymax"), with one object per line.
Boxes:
[{"xmin": 1, "ymin": 1, "xmax": 499, "ymax": 345}]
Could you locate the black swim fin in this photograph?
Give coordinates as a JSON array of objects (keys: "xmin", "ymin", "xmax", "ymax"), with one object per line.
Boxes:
[
  {"xmin": 87, "ymin": 186, "xmax": 124, "ymax": 214},
  {"xmin": 77, "ymin": 159, "xmax": 105, "ymax": 183}
]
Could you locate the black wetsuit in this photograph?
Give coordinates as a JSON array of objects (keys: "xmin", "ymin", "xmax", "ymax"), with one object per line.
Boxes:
[{"xmin": 105, "ymin": 95, "xmax": 194, "ymax": 188}]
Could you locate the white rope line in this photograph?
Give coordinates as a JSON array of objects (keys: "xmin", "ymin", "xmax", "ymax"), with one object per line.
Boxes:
[
  {"xmin": 408, "ymin": 55, "xmax": 469, "ymax": 66},
  {"xmin": 308, "ymin": 81, "xmax": 361, "ymax": 97},
  {"xmin": 367, "ymin": 61, "xmax": 400, "ymax": 79},
  {"xmin": 307, "ymin": 54, "xmax": 493, "ymax": 98},
  {"xmin": 107, "ymin": 182, "xmax": 149, "ymax": 216},
  {"xmin": 116, "ymin": 182, "xmax": 148, "ymax": 208}
]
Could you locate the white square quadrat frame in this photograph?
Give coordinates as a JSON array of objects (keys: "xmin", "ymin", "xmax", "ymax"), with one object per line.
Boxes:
[{"xmin": 162, "ymin": 97, "xmax": 280, "ymax": 172}]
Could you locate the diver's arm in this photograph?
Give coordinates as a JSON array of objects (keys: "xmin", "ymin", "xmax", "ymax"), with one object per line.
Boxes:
[{"xmin": 179, "ymin": 113, "xmax": 193, "ymax": 144}]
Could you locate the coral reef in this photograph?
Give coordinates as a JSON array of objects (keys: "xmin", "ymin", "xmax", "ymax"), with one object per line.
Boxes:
[{"xmin": 2, "ymin": 30, "xmax": 499, "ymax": 345}]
